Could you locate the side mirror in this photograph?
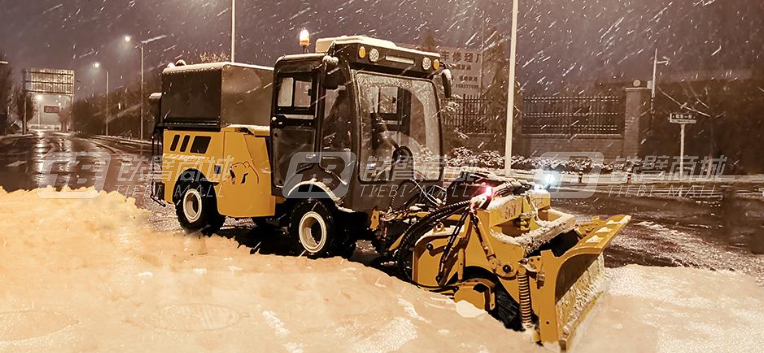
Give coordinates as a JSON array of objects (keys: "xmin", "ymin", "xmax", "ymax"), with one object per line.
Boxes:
[
  {"xmin": 441, "ymin": 69, "xmax": 453, "ymax": 99},
  {"xmin": 321, "ymin": 55, "xmax": 340, "ymax": 90}
]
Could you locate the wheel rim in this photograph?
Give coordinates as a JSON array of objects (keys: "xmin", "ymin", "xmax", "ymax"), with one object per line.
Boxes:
[
  {"xmin": 183, "ymin": 188, "xmax": 203, "ymax": 223},
  {"xmin": 299, "ymin": 211, "xmax": 327, "ymax": 253}
]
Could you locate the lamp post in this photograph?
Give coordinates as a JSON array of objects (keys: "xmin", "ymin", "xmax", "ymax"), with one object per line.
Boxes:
[
  {"xmin": 504, "ymin": 0, "xmax": 519, "ymax": 177},
  {"xmin": 124, "ymin": 35, "xmax": 146, "ymax": 140},
  {"xmin": 231, "ymin": 0, "xmax": 236, "ymax": 61},
  {"xmin": 650, "ymin": 48, "xmax": 669, "ymax": 114},
  {"xmin": 93, "ymin": 62, "xmax": 110, "ymax": 135}
]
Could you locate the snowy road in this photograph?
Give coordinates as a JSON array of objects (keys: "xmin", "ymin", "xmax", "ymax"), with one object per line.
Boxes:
[
  {"xmin": 2, "ymin": 131, "xmax": 763, "ymax": 281},
  {"xmin": 2, "ymin": 132, "xmax": 764, "ymax": 351},
  {"xmin": 557, "ymin": 194, "xmax": 764, "ymax": 284},
  {"xmin": 0, "ymin": 131, "xmax": 152, "ymax": 201}
]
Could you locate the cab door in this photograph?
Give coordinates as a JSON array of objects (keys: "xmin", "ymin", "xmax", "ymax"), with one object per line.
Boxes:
[{"xmin": 270, "ymin": 72, "xmax": 317, "ymax": 193}]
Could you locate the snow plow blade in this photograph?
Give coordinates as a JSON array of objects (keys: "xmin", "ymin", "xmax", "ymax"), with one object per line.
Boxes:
[
  {"xmin": 529, "ymin": 215, "xmax": 630, "ymax": 350},
  {"xmin": 409, "ymin": 188, "xmax": 630, "ymax": 351}
]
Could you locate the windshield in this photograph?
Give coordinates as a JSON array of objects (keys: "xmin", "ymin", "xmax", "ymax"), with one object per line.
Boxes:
[{"xmin": 355, "ymin": 71, "xmax": 441, "ymax": 182}]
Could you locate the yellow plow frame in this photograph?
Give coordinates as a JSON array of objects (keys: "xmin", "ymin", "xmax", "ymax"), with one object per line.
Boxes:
[{"xmin": 411, "ymin": 190, "xmax": 630, "ymax": 349}]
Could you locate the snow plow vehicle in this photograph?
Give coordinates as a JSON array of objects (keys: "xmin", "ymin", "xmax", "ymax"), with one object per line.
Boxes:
[{"xmin": 149, "ymin": 35, "xmax": 630, "ymax": 349}]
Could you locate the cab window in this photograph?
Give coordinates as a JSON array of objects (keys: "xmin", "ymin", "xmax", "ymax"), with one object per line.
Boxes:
[
  {"xmin": 321, "ymin": 85, "xmax": 351, "ymax": 152},
  {"xmin": 276, "ymin": 74, "xmax": 314, "ymax": 115},
  {"xmin": 277, "ymin": 77, "xmax": 294, "ymax": 107},
  {"xmin": 294, "ymin": 79, "xmax": 312, "ymax": 108}
]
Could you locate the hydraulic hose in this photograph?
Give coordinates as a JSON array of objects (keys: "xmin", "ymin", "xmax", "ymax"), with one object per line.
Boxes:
[{"xmin": 395, "ymin": 200, "xmax": 471, "ymax": 282}]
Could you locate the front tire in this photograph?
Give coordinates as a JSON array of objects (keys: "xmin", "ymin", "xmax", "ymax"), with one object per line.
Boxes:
[
  {"xmin": 175, "ymin": 180, "xmax": 225, "ymax": 234},
  {"xmin": 288, "ymin": 200, "xmax": 337, "ymax": 257}
]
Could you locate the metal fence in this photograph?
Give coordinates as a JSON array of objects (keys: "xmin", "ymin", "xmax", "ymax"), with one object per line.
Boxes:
[
  {"xmin": 522, "ymin": 96, "xmax": 624, "ymax": 135},
  {"xmin": 443, "ymin": 96, "xmax": 503, "ymax": 135}
]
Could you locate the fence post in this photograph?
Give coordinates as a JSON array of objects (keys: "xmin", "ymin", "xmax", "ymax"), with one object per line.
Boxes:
[{"xmin": 622, "ymin": 87, "xmax": 651, "ymax": 158}]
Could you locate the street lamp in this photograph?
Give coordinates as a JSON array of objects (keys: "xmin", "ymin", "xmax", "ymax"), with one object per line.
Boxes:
[
  {"xmin": 650, "ymin": 48, "xmax": 669, "ymax": 114},
  {"xmin": 93, "ymin": 62, "xmax": 110, "ymax": 135},
  {"xmin": 125, "ymin": 35, "xmax": 166, "ymax": 141},
  {"xmin": 231, "ymin": 0, "xmax": 236, "ymax": 62},
  {"xmin": 124, "ymin": 35, "xmax": 146, "ymax": 140},
  {"xmin": 504, "ymin": 0, "xmax": 519, "ymax": 176}
]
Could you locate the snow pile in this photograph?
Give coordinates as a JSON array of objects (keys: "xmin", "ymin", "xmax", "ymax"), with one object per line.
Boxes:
[
  {"xmin": 1, "ymin": 187, "xmax": 764, "ymax": 352},
  {"xmin": 0, "ymin": 187, "xmax": 536, "ymax": 353},
  {"xmin": 573, "ymin": 266, "xmax": 764, "ymax": 352}
]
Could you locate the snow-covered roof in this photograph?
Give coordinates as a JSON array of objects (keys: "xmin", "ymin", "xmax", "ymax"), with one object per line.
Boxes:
[
  {"xmin": 163, "ymin": 62, "xmax": 273, "ymax": 74},
  {"xmin": 315, "ymin": 36, "xmax": 440, "ymax": 58}
]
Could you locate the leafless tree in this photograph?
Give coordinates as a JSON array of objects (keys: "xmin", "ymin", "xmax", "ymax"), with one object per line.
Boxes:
[{"xmin": 11, "ymin": 87, "xmax": 36, "ymax": 127}]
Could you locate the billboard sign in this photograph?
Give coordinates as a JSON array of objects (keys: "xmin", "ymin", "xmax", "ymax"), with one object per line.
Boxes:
[
  {"xmin": 44, "ymin": 106, "xmax": 61, "ymax": 114},
  {"xmin": 23, "ymin": 68, "xmax": 75, "ymax": 95},
  {"xmin": 436, "ymin": 46, "xmax": 489, "ymax": 98},
  {"xmin": 669, "ymin": 113, "xmax": 697, "ymax": 124}
]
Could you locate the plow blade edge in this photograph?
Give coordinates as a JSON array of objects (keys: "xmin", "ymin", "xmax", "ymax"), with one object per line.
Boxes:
[{"xmin": 529, "ymin": 215, "xmax": 630, "ymax": 350}]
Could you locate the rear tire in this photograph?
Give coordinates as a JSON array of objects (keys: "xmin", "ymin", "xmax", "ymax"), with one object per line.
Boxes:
[
  {"xmin": 175, "ymin": 180, "xmax": 225, "ymax": 234},
  {"xmin": 288, "ymin": 200, "xmax": 337, "ymax": 257}
]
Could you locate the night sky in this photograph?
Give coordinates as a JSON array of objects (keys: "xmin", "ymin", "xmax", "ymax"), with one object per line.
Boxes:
[{"xmin": 0, "ymin": 0, "xmax": 762, "ymax": 97}]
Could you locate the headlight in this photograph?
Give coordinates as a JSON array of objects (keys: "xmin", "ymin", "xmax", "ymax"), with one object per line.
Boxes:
[
  {"xmin": 533, "ymin": 170, "xmax": 561, "ymax": 190},
  {"xmin": 545, "ymin": 174, "xmax": 555, "ymax": 186},
  {"xmin": 358, "ymin": 46, "xmax": 367, "ymax": 59},
  {"xmin": 422, "ymin": 57, "xmax": 432, "ymax": 70},
  {"xmin": 369, "ymin": 48, "xmax": 380, "ymax": 63}
]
